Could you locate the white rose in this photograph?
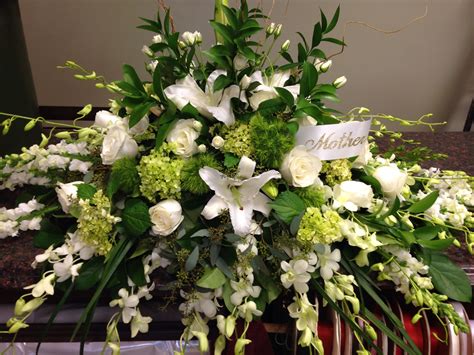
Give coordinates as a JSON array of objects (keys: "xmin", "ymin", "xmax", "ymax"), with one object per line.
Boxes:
[
  {"xmin": 100, "ymin": 125, "xmax": 139, "ymax": 165},
  {"xmin": 211, "ymin": 136, "xmax": 225, "ymax": 149},
  {"xmin": 95, "ymin": 110, "xmax": 121, "ymax": 129},
  {"xmin": 56, "ymin": 182, "xmax": 83, "ymax": 213},
  {"xmin": 166, "ymin": 119, "xmax": 200, "ymax": 157},
  {"xmin": 280, "ymin": 146, "xmax": 322, "ymax": 187},
  {"xmin": 149, "ymin": 199, "xmax": 184, "ymax": 236},
  {"xmin": 352, "ymin": 141, "xmax": 372, "ymax": 168},
  {"xmin": 333, "ymin": 181, "xmax": 373, "ymax": 211},
  {"xmin": 373, "ymin": 164, "xmax": 408, "ymax": 199}
]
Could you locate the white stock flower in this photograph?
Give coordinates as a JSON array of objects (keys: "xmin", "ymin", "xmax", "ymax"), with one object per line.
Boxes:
[
  {"xmin": 373, "ymin": 164, "xmax": 407, "ymax": 199},
  {"xmin": 164, "ymin": 70, "xmax": 241, "ymax": 126},
  {"xmin": 94, "ymin": 110, "xmax": 121, "ymax": 129},
  {"xmin": 166, "ymin": 119, "xmax": 200, "ymax": 157},
  {"xmin": 56, "ymin": 181, "xmax": 83, "ymax": 213},
  {"xmin": 280, "ymin": 146, "xmax": 322, "ymax": 188},
  {"xmin": 244, "ymin": 70, "xmax": 300, "ymax": 110},
  {"xmin": 109, "ymin": 288, "xmax": 139, "ymax": 324},
  {"xmin": 68, "ymin": 159, "xmax": 92, "ymax": 174},
  {"xmin": 315, "ymin": 245, "xmax": 341, "ymax": 280},
  {"xmin": 199, "ymin": 156, "xmax": 281, "ymax": 236},
  {"xmin": 237, "ymin": 301, "xmax": 262, "ymax": 322},
  {"xmin": 280, "ymin": 259, "xmax": 315, "ymax": 293},
  {"xmin": 24, "ymin": 273, "xmax": 55, "ymax": 298},
  {"xmin": 100, "ymin": 124, "xmax": 139, "ymax": 165},
  {"xmin": 53, "ymin": 254, "xmax": 82, "ymax": 282},
  {"xmin": 149, "ymin": 199, "xmax": 184, "ymax": 236},
  {"xmin": 131, "ymin": 308, "xmax": 152, "ymax": 338},
  {"xmin": 333, "ymin": 181, "xmax": 373, "ymax": 211}
]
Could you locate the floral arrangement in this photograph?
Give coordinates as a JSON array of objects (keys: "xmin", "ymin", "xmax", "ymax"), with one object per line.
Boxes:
[{"xmin": 1, "ymin": 1, "xmax": 473, "ymax": 354}]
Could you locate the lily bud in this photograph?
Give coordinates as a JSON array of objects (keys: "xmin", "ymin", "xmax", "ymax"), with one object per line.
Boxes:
[
  {"xmin": 315, "ymin": 59, "xmax": 332, "ymax": 73},
  {"xmin": 266, "ymin": 22, "xmax": 276, "ymax": 35},
  {"xmin": 262, "ymin": 180, "xmax": 279, "ymax": 199},
  {"xmin": 281, "ymin": 40, "xmax": 291, "ymax": 52},
  {"xmin": 274, "ymin": 24, "xmax": 282, "ymax": 37},
  {"xmin": 333, "ymin": 76, "xmax": 347, "ymax": 89}
]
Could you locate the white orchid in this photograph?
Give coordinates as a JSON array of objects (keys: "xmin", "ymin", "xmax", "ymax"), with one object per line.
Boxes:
[
  {"xmin": 164, "ymin": 70, "xmax": 241, "ymax": 126},
  {"xmin": 237, "ymin": 300, "xmax": 262, "ymax": 322},
  {"xmin": 287, "ymin": 293, "xmax": 318, "ymax": 331},
  {"xmin": 242, "ymin": 70, "xmax": 300, "ymax": 110},
  {"xmin": 130, "ymin": 308, "xmax": 152, "ymax": 338},
  {"xmin": 315, "ymin": 244, "xmax": 341, "ymax": 280},
  {"xmin": 109, "ymin": 288, "xmax": 139, "ymax": 323},
  {"xmin": 53, "ymin": 254, "xmax": 82, "ymax": 282},
  {"xmin": 280, "ymin": 259, "xmax": 315, "ymax": 294},
  {"xmin": 230, "ymin": 276, "xmax": 261, "ymax": 306},
  {"xmin": 199, "ymin": 156, "xmax": 281, "ymax": 236},
  {"xmin": 179, "ymin": 288, "xmax": 222, "ymax": 318},
  {"xmin": 24, "ymin": 273, "xmax": 55, "ymax": 298}
]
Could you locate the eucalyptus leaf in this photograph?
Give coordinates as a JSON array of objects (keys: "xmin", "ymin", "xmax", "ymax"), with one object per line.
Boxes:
[
  {"xmin": 196, "ymin": 267, "xmax": 227, "ymax": 289},
  {"xmin": 185, "ymin": 246, "xmax": 200, "ymax": 271}
]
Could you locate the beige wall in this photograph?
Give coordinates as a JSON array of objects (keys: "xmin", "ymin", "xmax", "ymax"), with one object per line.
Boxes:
[{"xmin": 19, "ymin": 0, "xmax": 474, "ymax": 131}]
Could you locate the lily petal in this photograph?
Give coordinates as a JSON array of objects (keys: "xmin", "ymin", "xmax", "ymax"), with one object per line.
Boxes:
[
  {"xmin": 207, "ymin": 85, "xmax": 240, "ymax": 126},
  {"xmin": 201, "ymin": 195, "xmax": 228, "ymax": 220},
  {"xmin": 228, "ymin": 203, "xmax": 253, "ymax": 236},
  {"xmin": 253, "ymin": 192, "xmax": 272, "ymax": 217},
  {"xmin": 239, "ymin": 170, "xmax": 281, "ymax": 201},
  {"xmin": 199, "ymin": 167, "xmax": 234, "ymax": 202},
  {"xmin": 237, "ymin": 156, "xmax": 256, "ymax": 179}
]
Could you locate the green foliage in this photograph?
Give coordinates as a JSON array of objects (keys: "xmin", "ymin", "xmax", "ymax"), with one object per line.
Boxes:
[
  {"xmin": 77, "ymin": 184, "xmax": 97, "ymax": 200},
  {"xmin": 121, "ymin": 199, "xmax": 152, "ymax": 237},
  {"xmin": 249, "ymin": 113, "xmax": 294, "ymax": 168},
  {"xmin": 196, "ymin": 267, "xmax": 227, "ymax": 289},
  {"xmin": 407, "ymin": 191, "xmax": 439, "ymax": 213},
  {"xmin": 75, "ymin": 257, "xmax": 105, "ymax": 291},
  {"xmin": 294, "ymin": 185, "xmax": 326, "ymax": 208},
  {"xmin": 34, "ymin": 219, "xmax": 64, "ymax": 249},
  {"xmin": 181, "ymin": 153, "xmax": 221, "ymax": 194},
  {"xmin": 269, "ymin": 190, "xmax": 305, "ymax": 224},
  {"xmin": 107, "ymin": 158, "xmax": 140, "ymax": 198}
]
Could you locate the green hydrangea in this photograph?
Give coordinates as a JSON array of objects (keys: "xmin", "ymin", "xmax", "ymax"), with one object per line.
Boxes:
[
  {"xmin": 321, "ymin": 159, "xmax": 352, "ymax": 186},
  {"xmin": 297, "ymin": 207, "xmax": 343, "ymax": 245},
  {"xmin": 221, "ymin": 123, "xmax": 253, "ymax": 157},
  {"xmin": 250, "ymin": 113, "xmax": 294, "ymax": 168},
  {"xmin": 138, "ymin": 143, "xmax": 184, "ymax": 202},
  {"xmin": 294, "ymin": 186, "xmax": 326, "ymax": 208},
  {"xmin": 181, "ymin": 153, "xmax": 221, "ymax": 194},
  {"xmin": 77, "ymin": 190, "xmax": 118, "ymax": 255}
]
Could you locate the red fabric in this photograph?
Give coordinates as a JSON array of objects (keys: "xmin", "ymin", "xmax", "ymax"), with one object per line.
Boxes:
[
  {"xmin": 317, "ymin": 320, "xmax": 334, "ymax": 353},
  {"xmin": 223, "ymin": 320, "xmax": 274, "ymax": 355}
]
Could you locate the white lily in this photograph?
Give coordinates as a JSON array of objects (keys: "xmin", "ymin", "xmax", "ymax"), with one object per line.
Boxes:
[
  {"xmin": 164, "ymin": 70, "xmax": 241, "ymax": 126},
  {"xmin": 242, "ymin": 70, "xmax": 300, "ymax": 110},
  {"xmin": 199, "ymin": 156, "xmax": 281, "ymax": 236}
]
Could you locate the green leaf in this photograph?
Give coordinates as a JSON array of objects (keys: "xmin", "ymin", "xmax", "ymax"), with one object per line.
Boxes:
[
  {"xmin": 75, "ymin": 257, "xmax": 105, "ymax": 291},
  {"xmin": 418, "ymin": 238, "xmax": 454, "ymax": 250},
  {"xmin": 224, "ymin": 153, "xmax": 240, "ymax": 168},
  {"xmin": 213, "ymin": 74, "xmax": 233, "ymax": 92},
  {"xmin": 155, "ymin": 114, "xmax": 177, "ymax": 149},
  {"xmin": 122, "ymin": 64, "xmax": 144, "ymax": 93},
  {"xmin": 320, "ymin": 10, "xmax": 327, "ymax": 32},
  {"xmin": 414, "ymin": 225, "xmax": 442, "ymax": 241},
  {"xmin": 77, "ymin": 184, "xmax": 97, "ymax": 200},
  {"xmin": 127, "ymin": 257, "xmax": 147, "ymax": 287},
  {"xmin": 326, "ymin": 6, "xmax": 340, "ymax": 33},
  {"xmin": 300, "ymin": 61, "xmax": 318, "ymax": 97},
  {"xmin": 107, "ymin": 158, "xmax": 140, "ymax": 199},
  {"xmin": 428, "ymin": 253, "xmax": 472, "ymax": 302},
  {"xmin": 222, "ymin": 6, "xmax": 239, "ymax": 29},
  {"xmin": 129, "ymin": 101, "xmax": 154, "ymax": 128},
  {"xmin": 269, "ymin": 191, "xmax": 306, "ymax": 224},
  {"xmin": 185, "ymin": 246, "xmax": 200, "ymax": 271},
  {"xmin": 312, "ymin": 22, "xmax": 322, "ymax": 47},
  {"xmin": 274, "ymin": 87, "xmax": 294, "ymax": 107},
  {"xmin": 359, "ymin": 175, "xmax": 382, "ymax": 195},
  {"xmin": 407, "ymin": 191, "xmax": 439, "ymax": 213},
  {"xmin": 322, "ymin": 37, "xmax": 346, "ymax": 46},
  {"xmin": 152, "ymin": 64, "xmax": 166, "ymax": 103},
  {"xmin": 209, "ymin": 21, "xmax": 234, "ymax": 44},
  {"xmin": 379, "ymin": 197, "xmax": 400, "ymax": 219},
  {"xmin": 34, "ymin": 219, "xmax": 64, "ymax": 249},
  {"xmin": 196, "ymin": 267, "xmax": 227, "ymax": 289},
  {"xmin": 257, "ymin": 97, "xmax": 286, "ymax": 116},
  {"xmin": 122, "ymin": 199, "xmax": 152, "ymax": 237}
]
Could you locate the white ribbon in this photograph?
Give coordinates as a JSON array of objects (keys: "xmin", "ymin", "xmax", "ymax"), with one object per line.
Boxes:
[{"xmin": 296, "ymin": 119, "xmax": 372, "ymax": 160}]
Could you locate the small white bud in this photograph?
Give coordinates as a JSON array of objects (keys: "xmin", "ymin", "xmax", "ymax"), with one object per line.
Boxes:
[
  {"xmin": 274, "ymin": 24, "xmax": 282, "ymax": 37},
  {"xmin": 193, "ymin": 120, "xmax": 203, "ymax": 131},
  {"xmin": 178, "ymin": 40, "xmax": 187, "ymax": 49},
  {"xmin": 152, "ymin": 34, "xmax": 163, "ymax": 44},
  {"xmin": 212, "ymin": 136, "xmax": 225, "ymax": 149},
  {"xmin": 198, "ymin": 144, "xmax": 207, "ymax": 153},
  {"xmin": 333, "ymin": 76, "xmax": 347, "ymax": 88},
  {"xmin": 141, "ymin": 45, "xmax": 153, "ymax": 57},
  {"xmin": 266, "ymin": 22, "xmax": 276, "ymax": 35},
  {"xmin": 281, "ymin": 40, "xmax": 291, "ymax": 52}
]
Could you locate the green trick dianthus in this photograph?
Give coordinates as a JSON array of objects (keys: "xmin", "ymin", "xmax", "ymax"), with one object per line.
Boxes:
[
  {"xmin": 181, "ymin": 153, "xmax": 221, "ymax": 194},
  {"xmin": 249, "ymin": 113, "xmax": 294, "ymax": 168}
]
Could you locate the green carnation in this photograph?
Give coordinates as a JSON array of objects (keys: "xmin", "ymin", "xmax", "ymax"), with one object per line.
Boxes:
[
  {"xmin": 250, "ymin": 113, "xmax": 294, "ymax": 168},
  {"xmin": 138, "ymin": 143, "xmax": 184, "ymax": 202},
  {"xmin": 297, "ymin": 207, "xmax": 343, "ymax": 245},
  {"xmin": 181, "ymin": 153, "xmax": 221, "ymax": 194}
]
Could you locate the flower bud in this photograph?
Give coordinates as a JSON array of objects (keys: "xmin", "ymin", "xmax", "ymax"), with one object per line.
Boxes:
[
  {"xmin": 2, "ymin": 122, "xmax": 10, "ymax": 135},
  {"xmin": 468, "ymin": 232, "xmax": 474, "ymax": 243},
  {"xmin": 266, "ymin": 22, "xmax": 276, "ymax": 35},
  {"xmin": 281, "ymin": 40, "xmax": 291, "ymax": 52},
  {"xmin": 198, "ymin": 144, "xmax": 207, "ymax": 153},
  {"xmin": 152, "ymin": 34, "xmax": 163, "ymax": 44},
  {"xmin": 24, "ymin": 120, "xmax": 37, "ymax": 132},
  {"xmin": 22, "ymin": 297, "xmax": 45, "ymax": 314},
  {"xmin": 345, "ymin": 296, "xmax": 360, "ymax": 314},
  {"xmin": 225, "ymin": 315, "xmax": 236, "ymax": 338},
  {"xmin": 333, "ymin": 76, "xmax": 347, "ymax": 88},
  {"xmin": 212, "ymin": 135, "xmax": 225, "ymax": 149},
  {"xmin": 370, "ymin": 263, "xmax": 384, "ymax": 272},
  {"xmin": 274, "ymin": 24, "xmax": 282, "ymax": 37},
  {"xmin": 261, "ymin": 180, "xmax": 279, "ymax": 199},
  {"xmin": 191, "ymin": 331, "xmax": 209, "ymax": 353},
  {"xmin": 39, "ymin": 133, "xmax": 49, "ymax": 148},
  {"xmin": 8, "ymin": 320, "xmax": 29, "ymax": 334},
  {"xmin": 313, "ymin": 338, "xmax": 324, "ymax": 354},
  {"xmin": 365, "ymin": 324, "xmax": 377, "ymax": 341},
  {"xmin": 467, "ymin": 242, "xmax": 474, "ymax": 255},
  {"xmin": 214, "ymin": 334, "xmax": 226, "ymax": 355},
  {"xmin": 95, "ymin": 83, "xmax": 105, "ymax": 89},
  {"xmin": 438, "ymin": 231, "xmax": 446, "ymax": 240},
  {"xmin": 55, "ymin": 131, "xmax": 72, "ymax": 140},
  {"xmin": 401, "ymin": 215, "xmax": 414, "ymax": 229},
  {"xmin": 411, "ymin": 313, "xmax": 422, "ymax": 324},
  {"xmin": 142, "ymin": 45, "xmax": 153, "ymax": 57},
  {"xmin": 315, "ymin": 59, "xmax": 332, "ymax": 73},
  {"xmin": 298, "ymin": 327, "xmax": 313, "ymax": 347},
  {"xmin": 415, "ymin": 290, "xmax": 424, "ymax": 306},
  {"xmin": 14, "ymin": 298, "xmax": 26, "ymax": 317},
  {"xmin": 193, "ymin": 120, "xmax": 203, "ymax": 131},
  {"xmin": 384, "ymin": 215, "xmax": 397, "ymax": 226},
  {"xmin": 234, "ymin": 338, "xmax": 252, "ymax": 355},
  {"xmin": 453, "ymin": 239, "xmax": 461, "ymax": 247},
  {"xmin": 178, "ymin": 40, "xmax": 187, "ymax": 49}
]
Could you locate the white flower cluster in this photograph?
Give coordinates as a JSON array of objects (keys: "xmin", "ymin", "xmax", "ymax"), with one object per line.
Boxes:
[
  {"xmin": 379, "ymin": 245, "xmax": 432, "ymax": 305},
  {"xmin": 0, "ymin": 198, "xmax": 44, "ymax": 239},
  {"xmin": 0, "ymin": 141, "xmax": 91, "ymax": 191},
  {"xmin": 417, "ymin": 169, "xmax": 473, "ymax": 227}
]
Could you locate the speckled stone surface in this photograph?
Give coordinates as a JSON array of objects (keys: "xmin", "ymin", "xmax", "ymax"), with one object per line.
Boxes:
[{"xmin": 0, "ymin": 132, "xmax": 472, "ymax": 294}]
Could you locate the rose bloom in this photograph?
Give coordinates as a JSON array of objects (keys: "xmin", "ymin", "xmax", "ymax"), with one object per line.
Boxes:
[
  {"xmin": 372, "ymin": 164, "xmax": 407, "ymax": 199},
  {"xmin": 149, "ymin": 199, "xmax": 184, "ymax": 236},
  {"xmin": 333, "ymin": 181, "xmax": 373, "ymax": 211},
  {"xmin": 100, "ymin": 124, "xmax": 139, "ymax": 165},
  {"xmin": 280, "ymin": 146, "xmax": 322, "ymax": 187},
  {"xmin": 166, "ymin": 119, "xmax": 200, "ymax": 157}
]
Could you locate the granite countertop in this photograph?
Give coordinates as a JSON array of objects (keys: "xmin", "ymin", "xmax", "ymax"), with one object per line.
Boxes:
[{"xmin": 0, "ymin": 132, "xmax": 473, "ymax": 297}]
